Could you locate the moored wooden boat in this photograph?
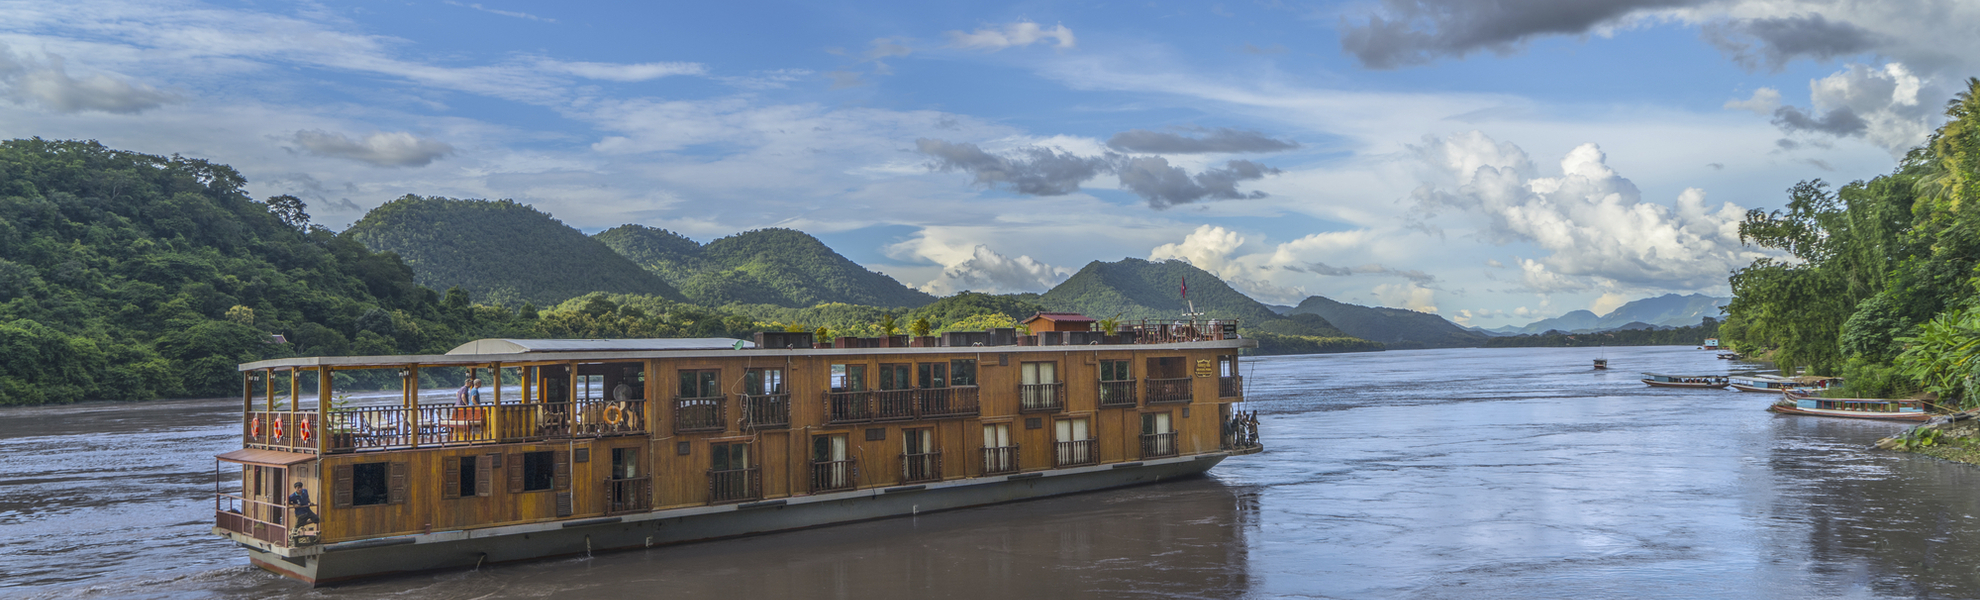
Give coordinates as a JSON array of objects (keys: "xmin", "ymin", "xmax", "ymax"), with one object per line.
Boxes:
[
  {"xmin": 1641, "ymin": 373, "xmax": 1729, "ymax": 389},
  {"xmin": 1729, "ymin": 375, "xmax": 1800, "ymax": 393},
  {"xmin": 1593, "ymin": 359, "xmax": 1608, "ymax": 370},
  {"xmin": 1768, "ymin": 393, "xmax": 1930, "ymax": 421}
]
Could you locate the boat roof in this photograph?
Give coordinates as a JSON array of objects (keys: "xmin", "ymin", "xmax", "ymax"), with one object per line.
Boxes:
[
  {"xmin": 216, "ymin": 448, "xmax": 318, "ymax": 466},
  {"xmin": 1642, "ymin": 373, "xmax": 1723, "ymax": 378},
  {"xmin": 239, "ymin": 336, "xmax": 1257, "ymax": 372}
]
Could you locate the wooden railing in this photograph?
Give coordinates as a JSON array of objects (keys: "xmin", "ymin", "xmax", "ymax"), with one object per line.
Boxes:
[
  {"xmin": 1098, "ymin": 380, "xmax": 1138, "ymax": 407},
  {"xmin": 1141, "ymin": 432, "xmax": 1179, "ymax": 458},
  {"xmin": 874, "ymin": 389, "xmax": 917, "ymax": 421},
  {"xmin": 1145, "ymin": 378, "xmax": 1193, "ymax": 404},
  {"xmin": 980, "ymin": 446, "xmax": 1019, "ymax": 475},
  {"xmin": 214, "ymin": 493, "xmax": 296, "ymax": 546},
  {"xmin": 825, "ymin": 390, "xmax": 874, "ymax": 424},
  {"xmin": 824, "ymin": 388, "xmax": 981, "ymax": 424},
  {"xmin": 1220, "ymin": 375, "xmax": 1243, "ymax": 398},
  {"xmin": 605, "ymin": 476, "xmax": 652, "ymax": 515},
  {"xmin": 310, "ymin": 399, "xmax": 646, "ymax": 453},
  {"xmin": 901, "ymin": 451, "xmax": 942, "ymax": 484},
  {"xmin": 1123, "ymin": 319, "xmax": 1238, "ymax": 344},
  {"xmin": 810, "ymin": 459, "xmax": 858, "ymax": 493},
  {"xmin": 1054, "ymin": 439, "xmax": 1097, "ymax": 467},
  {"xmin": 707, "ymin": 467, "xmax": 761, "ymax": 504},
  {"xmin": 245, "ymin": 411, "xmax": 321, "ymax": 452},
  {"xmin": 674, "ymin": 396, "xmax": 725, "ymax": 433},
  {"xmin": 1019, "ymin": 382, "xmax": 1064, "ymax": 412},
  {"xmin": 741, "ymin": 393, "xmax": 790, "ymax": 429}
]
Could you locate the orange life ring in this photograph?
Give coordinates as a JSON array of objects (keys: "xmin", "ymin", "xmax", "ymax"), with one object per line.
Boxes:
[
  {"xmin": 250, "ymin": 416, "xmax": 261, "ymax": 438},
  {"xmin": 272, "ymin": 416, "xmax": 284, "ymax": 440},
  {"xmin": 603, "ymin": 404, "xmax": 625, "ymax": 426},
  {"xmin": 298, "ymin": 418, "xmax": 312, "ymax": 443}
]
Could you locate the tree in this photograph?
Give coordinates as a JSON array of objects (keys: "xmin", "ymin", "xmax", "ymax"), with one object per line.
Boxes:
[{"xmin": 264, "ymin": 194, "xmax": 310, "ymax": 231}]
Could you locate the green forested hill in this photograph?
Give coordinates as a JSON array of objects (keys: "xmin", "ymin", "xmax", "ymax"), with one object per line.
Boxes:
[
  {"xmin": 1040, "ymin": 258, "xmax": 1285, "ymax": 323},
  {"xmin": 344, "ymin": 196, "xmax": 681, "ymax": 306},
  {"xmin": 0, "ymin": 139, "xmax": 540, "ymax": 403},
  {"xmin": 1286, "ymin": 295, "xmax": 1488, "ymax": 349},
  {"xmin": 595, "ymin": 225, "xmax": 934, "ymax": 308}
]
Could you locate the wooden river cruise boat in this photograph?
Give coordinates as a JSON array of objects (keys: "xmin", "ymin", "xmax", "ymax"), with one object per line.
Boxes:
[{"xmin": 211, "ymin": 319, "xmax": 1264, "ymax": 585}]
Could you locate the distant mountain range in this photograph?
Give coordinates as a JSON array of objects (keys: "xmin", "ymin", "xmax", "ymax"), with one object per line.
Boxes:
[
  {"xmin": 1485, "ymin": 294, "xmax": 1728, "ymax": 335},
  {"xmin": 595, "ymin": 225, "xmax": 934, "ymax": 309},
  {"xmin": 1281, "ymin": 296, "xmax": 1490, "ymax": 349}
]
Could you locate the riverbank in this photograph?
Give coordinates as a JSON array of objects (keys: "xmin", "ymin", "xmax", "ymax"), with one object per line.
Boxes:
[{"xmin": 1877, "ymin": 411, "xmax": 1980, "ymax": 465}]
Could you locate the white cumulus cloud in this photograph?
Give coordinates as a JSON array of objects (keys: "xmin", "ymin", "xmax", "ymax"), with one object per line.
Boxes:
[
  {"xmin": 0, "ymin": 43, "xmax": 175, "ymax": 114},
  {"xmin": 290, "ymin": 130, "xmax": 455, "ymax": 168},
  {"xmin": 946, "ymin": 21, "xmax": 1077, "ymax": 51}
]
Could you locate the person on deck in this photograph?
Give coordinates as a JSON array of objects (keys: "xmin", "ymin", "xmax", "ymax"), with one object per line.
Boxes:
[
  {"xmin": 288, "ymin": 482, "xmax": 320, "ymax": 531},
  {"xmin": 468, "ymin": 372, "xmax": 483, "ymax": 404}
]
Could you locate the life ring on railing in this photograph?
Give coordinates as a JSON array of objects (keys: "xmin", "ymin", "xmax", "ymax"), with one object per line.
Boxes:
[
  {"xmin": 271, "ymin": 416, "xmax": 284, "ymax": 440},
  {"xmin": 250, "ymin": 416, "xmax": 261, "ymax": 438},
  {"xmin": 298, "ymin": 418, "xmax": 312, "ymax": 443},
  {"xmin": 603, "ymin": 403, "xmax": 625, "ymax": 426}
]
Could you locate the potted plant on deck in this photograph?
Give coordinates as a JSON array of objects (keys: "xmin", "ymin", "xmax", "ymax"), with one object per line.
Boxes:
[{"xmin": 909, "ymin": 317, "xmax": 936, "ymax": 347}]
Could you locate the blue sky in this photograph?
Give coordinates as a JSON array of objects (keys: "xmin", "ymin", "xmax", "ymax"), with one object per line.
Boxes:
[{"xmin": 2, "ymin": 0, "xmax": 1973, "ymax": 327}]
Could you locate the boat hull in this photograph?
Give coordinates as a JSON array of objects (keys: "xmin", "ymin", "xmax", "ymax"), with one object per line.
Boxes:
[
  {"xmin": 1642, "ymin": 380, "xmax": 1729, "ymax": 389},
  {"xmin": 236, "ymin": 452, "xmax": 1232, "ymax": 586},
  {"xmin": 1728, "ymin": 383, "xmax": 1792, "ymax": 393},
  {"xmin": 1767, "ymin": 403, "xmax": 1930, "ymax": 421}
]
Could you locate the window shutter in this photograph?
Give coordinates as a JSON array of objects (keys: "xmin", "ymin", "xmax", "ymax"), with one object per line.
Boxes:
[
  {"xmin": 443, "ymin": 457, "xmax": 461, "ymax": 499},
  {"xmin": 388, "ymin": 462, "xmax": 408, "ymax": 505},
  {"xmin": 508, "ymin": 452, "xmax": 523, "ymax": 493},
  {"xmin": 333, "ymin": 464, "xmax": 353, "ymax": 508},
  {"xmin": 554, "ymin": 449, "xmax": 571, "ymax": 491},
  {"xmin": 555, "ymin": 491, "xmax": 573, "ymax": 517},
  {"xmin": 476, "ymin": 454, "xmax": 494, "ymax": 497}
]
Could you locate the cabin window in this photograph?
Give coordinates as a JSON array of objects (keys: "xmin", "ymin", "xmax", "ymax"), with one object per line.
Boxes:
[
  {"xmin": 1218, "ymin": 356, "xmax": 1238, "ymax": 378},
  {"xmin": 522, "ymin": 451, "xmax": 556, "ymax": 492},
  {"xmin": 1021, "ymin": 362, "xmax": 1057, "ymax": 385},
  {"xmin": 679, "ymin": 370, "xmax": 720, "ymax": 398},
  {"xmin": 745, "ymin": 368, "xmax": 785, "ymax": 395},
  {"xmin": 831, "ymin": 364, "xmax": 866, "ymax": 392},
  {"xmin": 610, "ymin": 447, "xmax": 639, "ymax": 480},
  {"xmin": 917, "ymin": 362, "xmax": 947, "ymax": 388},
  {"xmin": 1142, "ymin": 412, "xmax": 1173, "ymax": 435},
  {"xmin": 904, "ymin": 428, "xmax": 934, "ymax": 455},
  {"xmin": 352, "ymin": 462, "xmax": 390, "ymax": 506},
  {"xmin": 444, "ymin": 456, "xmax": 483, "ymax": 500},
  {"xmin": 712, "ymin": 442, "xmax": 751, "ymax": 471},
  {"xmin": 951, "ymin": 359, "xmax": 977, "ymax": 386},
  {"xmin": 878, "ymin": 364, "xmax": 911, "ymax": 390},
  {"xmin": 1055, "ymin": 417, "xmax": 1091, "ymax": 442},
  {"xmin": 1100, "ymin": 360, "xmax": 1131, "ymax": 382}
]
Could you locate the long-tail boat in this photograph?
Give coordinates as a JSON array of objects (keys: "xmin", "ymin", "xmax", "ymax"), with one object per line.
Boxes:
[
  {"xmin": 210, "ymin": 319, "xmax": 1263, "ymax": 585},
  {"xmin": 1640, "ymin": 373, "xmax": 1730, "ymax": 389},
  {"xmin": 1768, "ymin": 392, "xmax": 1930, "ymax": 421}
]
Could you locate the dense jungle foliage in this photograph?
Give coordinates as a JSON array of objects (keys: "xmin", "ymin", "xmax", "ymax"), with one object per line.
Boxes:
[
  {"xmin": 1482, "ymin": 319, "xmax": 1721, "ymax": 348},
  {"xmin": 1723, "ymin": 79, "xmax": 1980, "ymax": 404}
]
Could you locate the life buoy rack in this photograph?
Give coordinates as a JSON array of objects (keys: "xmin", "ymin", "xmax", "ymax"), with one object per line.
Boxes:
[
  {"xmin": 603, "ymin": 403, "xmax": 625, "ymax": 426},
  {"xmin": 271, "ymin": 416, "xmax": 284, "ymax": 440}
]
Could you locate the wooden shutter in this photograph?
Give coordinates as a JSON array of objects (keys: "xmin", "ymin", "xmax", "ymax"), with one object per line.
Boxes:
[
  {"xmin": 388, "ymin": 462, "xmax": 407, "ymax": 505},
  {"xmin": 553, "ymin": 449, "xmax": 571, "ymax": 491},
  {"xmin": 508, "ymin": 452, "xmax": 523, "ymax": 494},
  {"xmin": 476, "ymin": 454, "xmax": 494, "ymax": 497},
  {"xmin": 555, "ymin": 491, "xmax": 573, "ymax": 517},
  {"xmin": 332, "ymin": 464, "xmax": 353, "ymax": 508},
  {"xmin": 443, "ymin": 457, "xmax": 461, "ymax": 499}
]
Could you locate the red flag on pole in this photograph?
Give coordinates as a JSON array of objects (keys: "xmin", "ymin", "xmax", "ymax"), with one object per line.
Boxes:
[{"xmin": 1180, "ymin": 275, "xmax": 1187, "ymax": 299}]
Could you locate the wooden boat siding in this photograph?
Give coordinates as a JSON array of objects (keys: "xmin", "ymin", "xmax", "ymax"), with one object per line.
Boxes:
[{"xmin": 288, "ymin": 346, "xmax": 1241, "ymax": 545}]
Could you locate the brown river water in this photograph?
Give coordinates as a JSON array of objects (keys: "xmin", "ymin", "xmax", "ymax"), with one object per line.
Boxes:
[{"xmin": 5, "ymin": 346, "xmax": 1980, "ymax": 598}]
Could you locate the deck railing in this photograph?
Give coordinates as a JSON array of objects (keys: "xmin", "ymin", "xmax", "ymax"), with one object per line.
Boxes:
[
  {"xmin": 901, "ymin": 451, "xmax": 943, "ymax": 484},
  {"xmin": 810, "ymin": 459, "xmax": 858, "ymax": 493},
  {"xmin": 707, "ymin": 467, "xmax": 761, "ymax": 504},
  {"xmin": 1141, "ymin": 432, "xmax": 1179, "ymax": 458},
  {"xmin": 874, "ymin": 389, "xmax": 917, "ymax": 421},
  {"xmin": 741, "ymin": 393, "xmax": 790, "ymax": 429},
  {"xmin": 1019, "ymin": 382, "xmax": 1065, "ymax": 412},
  {"xmin": 824, "ymin": 387, "xmax": 981, "ymax": 424},
  {"xmin": 308, "ymin": 399, "xmax": 646, "ymax": 453},
  {"xmin": 604, "ymin": 476, "xmax": 652, "ymax": 515},
  {"xmin": 244, "ymin": 411, "xmax": 322, "ymax": 452},
  {"xmin": 980, "ymin": 446, "xmax": 1020, "ymax": 475},
  {"xmin": 1054, "ymin": 439, "xmax": 1098, "ymax": 467},
  {"xmin": 214, "ymin": 493, "xmax": 297, "ymax": 547},
  {"xmin": 1219, "ymin": 375, "xmax": 1243, "ymax": 398},
  {"xmin": 1145, "ymin": 378, "xmax": 1193, "ymax": 404},
  {"xmin": 674, "ymin": 396, "xmax": 725, "ymax": 433},
  {"xmin": 1098, "ymin": 380, "xmax": 1138, "ymax": 408}
]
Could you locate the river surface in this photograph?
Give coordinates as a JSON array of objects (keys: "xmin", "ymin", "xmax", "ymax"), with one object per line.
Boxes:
[{"xmin": 6, "ymin": 346, "xmax": 1980, "ymax": 598}]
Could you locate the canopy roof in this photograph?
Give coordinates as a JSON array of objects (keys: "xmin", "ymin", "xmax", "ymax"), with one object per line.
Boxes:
[
  {"xmin": 216, "ymin": 448, "xmax": 317, "ymax": 466},
  {"xmin": 446, "ymin": 338, "xmax": 753, "ymax": 355}
]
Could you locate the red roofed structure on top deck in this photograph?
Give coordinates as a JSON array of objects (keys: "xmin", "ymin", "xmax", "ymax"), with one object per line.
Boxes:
[{"xmin": 1021, "ymin": 312, "xmax": 1098, "ymax": 332}]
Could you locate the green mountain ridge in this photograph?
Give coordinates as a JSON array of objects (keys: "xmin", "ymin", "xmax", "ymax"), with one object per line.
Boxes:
[
  {"xmin": 595, "ymin": 225, "xmax": 935, "ymax": 309},
  {"xmin": 1284, "ymin": 296, "xmax": 1489, "ymax": 349},
  {"xmin": 342, "ymin": 196, "xmax": 682, "ymax": 306},
  {"xmin": 1035, "ymin": 258, "xmax": 1382, "ymax": 353}
]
